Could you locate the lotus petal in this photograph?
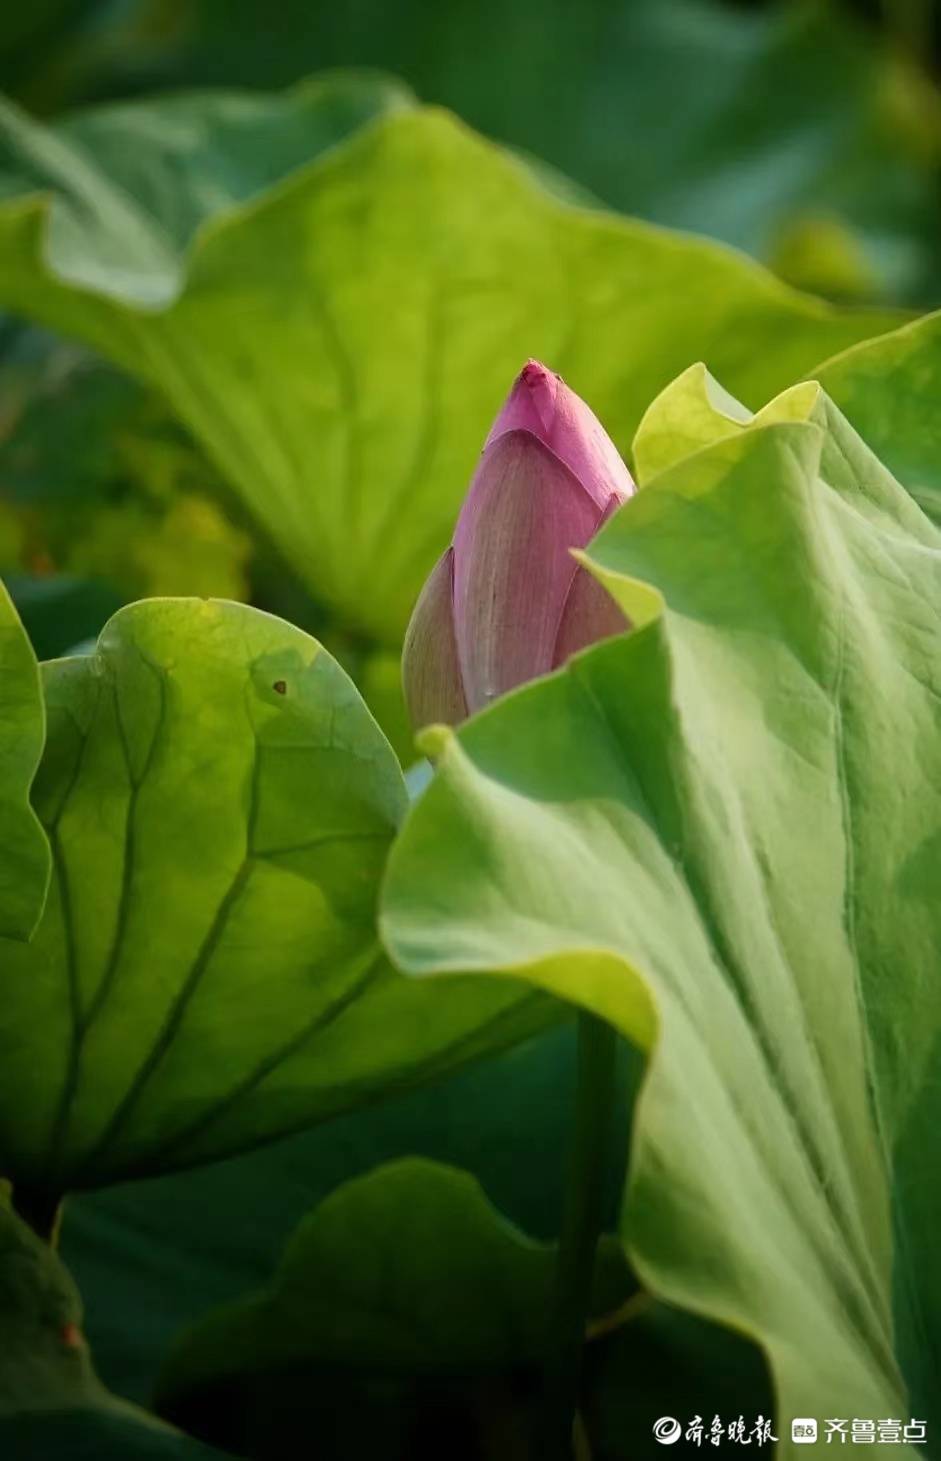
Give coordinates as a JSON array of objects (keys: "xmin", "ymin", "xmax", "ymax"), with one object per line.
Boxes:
[
  {"xmin": 402, "ymin": 549, "xmax": 468, "ymax": 729},
  {"xmin": 452, "ymin": 430, "xmax": 599, "ymax": 710},
  {"xmin": 486, "ymin": 360, "xmax": 635, "ymax": 512}
]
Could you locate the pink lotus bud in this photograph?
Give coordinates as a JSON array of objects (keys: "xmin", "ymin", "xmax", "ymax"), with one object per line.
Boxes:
[{"xmin": 403, "ymin": 361, "xmax": 635, "ymax": 729}]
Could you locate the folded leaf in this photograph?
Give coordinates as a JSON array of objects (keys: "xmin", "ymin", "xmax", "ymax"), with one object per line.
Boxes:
[
  {"xmin": 383, "ymin": 388, "xmax": 941, "ymax": 1445},
  {"xmin": 0, "ymin": 596, "xmax": 548, "ymax": 1192},
  {"xmin": 0, "ymin": 578, "xmax": 48, "ymax": 940},
  {"xmin": 0, "ymin": 89, "xmax": 902, "ymax": 642}
]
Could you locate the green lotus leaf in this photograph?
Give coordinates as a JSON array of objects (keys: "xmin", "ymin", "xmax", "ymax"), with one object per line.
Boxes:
[
  {"xmin": 157, "ymin": 1157, "xmax": 631, "ymax": 1388},
  {"xmin": 0, "ymin": 596, "xmax": 546, "ymax": 1194},
  {"xmin": 0, "ymin": 87, "xmax": 902, "ymax": 643},
  {"xmin": 0, "ymin": 72, "xmax": 415, "ymax": 306},
  {"xmin": 382, "ymin": 388, "xmax": 941, "ymax": 1445},
  {"xmin": 0, "ymin": 576, "xmax": 48, "ymax": 940},
  {"xmin": 814, "ymin": 309, "xmax": 941, "ymax": 528},
  {"xmin": 152, "ymin": 1157, "xmax": 631, "ymax": 1461},
  {"xmin": 61, "ymin": 1025, "xmax": 636, "ymax": 1406},
  {"xmin": 629, "ymin": 361, "xmax": 832, "ymax": 484},
  {"xmin": 630, "ymin": 362, "xmax": 755, "ymax": 484}
]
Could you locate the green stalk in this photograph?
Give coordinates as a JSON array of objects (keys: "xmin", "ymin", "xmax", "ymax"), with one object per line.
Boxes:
[{"xmin": 535, "ymin": 1010, "xmax": 618, "ymax": 1461}]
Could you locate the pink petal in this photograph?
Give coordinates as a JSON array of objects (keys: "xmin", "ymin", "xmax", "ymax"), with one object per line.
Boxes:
[
  {"xmin": 553, "ymin": 491, "xmax": 631, "ymax": 664},
  {"xmin": 486, "ymin": 360, "xmax": 635, "ymax": 513},
  {"xmin": 552, "ymin": 564, "xmax": 631, "ymax": 667},
  {"xmin": 453, "ymin": 430, "xmax": 602, "ymax": 711},
  {"xmin": 402, "ymin": 548, "xmax": 468, "ymax": 729}
]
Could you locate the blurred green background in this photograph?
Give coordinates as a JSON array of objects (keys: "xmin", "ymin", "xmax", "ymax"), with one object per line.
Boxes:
[
  {"xmin": 5, "ymin": 0, "xmax": 941, "ymax": 302},
  {"xmin": 2, "ymin": 0, "xmax": 941, "ymax": 761}
]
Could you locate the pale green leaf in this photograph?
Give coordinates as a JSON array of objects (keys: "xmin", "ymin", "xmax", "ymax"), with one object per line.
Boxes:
[
  {"xmin": 383, "ymin": 392, "xmax": 941, "ymax": 1444},
  {"xmin": 629, "ymin": 361, "xmax": 828, "ymax": 485}
]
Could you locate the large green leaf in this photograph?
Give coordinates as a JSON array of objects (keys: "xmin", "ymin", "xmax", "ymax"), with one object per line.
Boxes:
[
  {"xmin": 157, "ymin": 1156, "xmax": 630, "ymax": 1388},
  {"xmin": 0, "ymin": 595, "xmax": 546, "ymax": 1193},
  {"xmin": 0, "ymin": 88, "xmax": 902, "ymax": 643},
  {"xmin": 155, "ymin": 1158, "xmax": 631, "ymax": 1459},
  {"xmin": 0, "ymin": 575, "xmax": 48, "ymax": 939},
  {"xmin": 813, "ymin": 309, "xmax": 941, "ymax": 528},
  {"xmin": 0, "ymin": 73, "xmax": 414, "ymax": 306},
  {"xmin": 382, "ymin": 383, "xmax": 941, "ymax": 1444},
  {"xmin": 60, "ymin": 1026, "xmax": 639, "ymax": 1406}
]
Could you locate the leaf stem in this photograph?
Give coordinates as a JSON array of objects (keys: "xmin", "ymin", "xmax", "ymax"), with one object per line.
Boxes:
[{"xmin": 535, "ymin": 1010, "xmax": 618, "ymax": 1461}]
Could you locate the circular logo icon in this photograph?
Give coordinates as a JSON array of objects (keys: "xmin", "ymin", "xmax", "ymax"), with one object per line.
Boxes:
[{"xmin": 653, "ymin": 1417, "xmax": 682, "ymax": 1445}]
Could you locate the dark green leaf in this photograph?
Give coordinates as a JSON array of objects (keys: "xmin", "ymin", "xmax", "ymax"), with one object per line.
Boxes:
[
  {"xmin": 61, "ymin": 1027, "xmax": 633, "ymax": 1406},
  {"xmin": 155, "ymin": 1159, "xmax": 631, "ymax": 1459},
  {"xmin": 157, "ymin": 1157, "xmax": 630, "ymax": 1391}
]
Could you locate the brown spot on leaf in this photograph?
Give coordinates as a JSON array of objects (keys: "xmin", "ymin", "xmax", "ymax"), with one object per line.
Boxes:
[{"xmin": 273, "ymin": 680, "xmax": 287, "ymax": 695}]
